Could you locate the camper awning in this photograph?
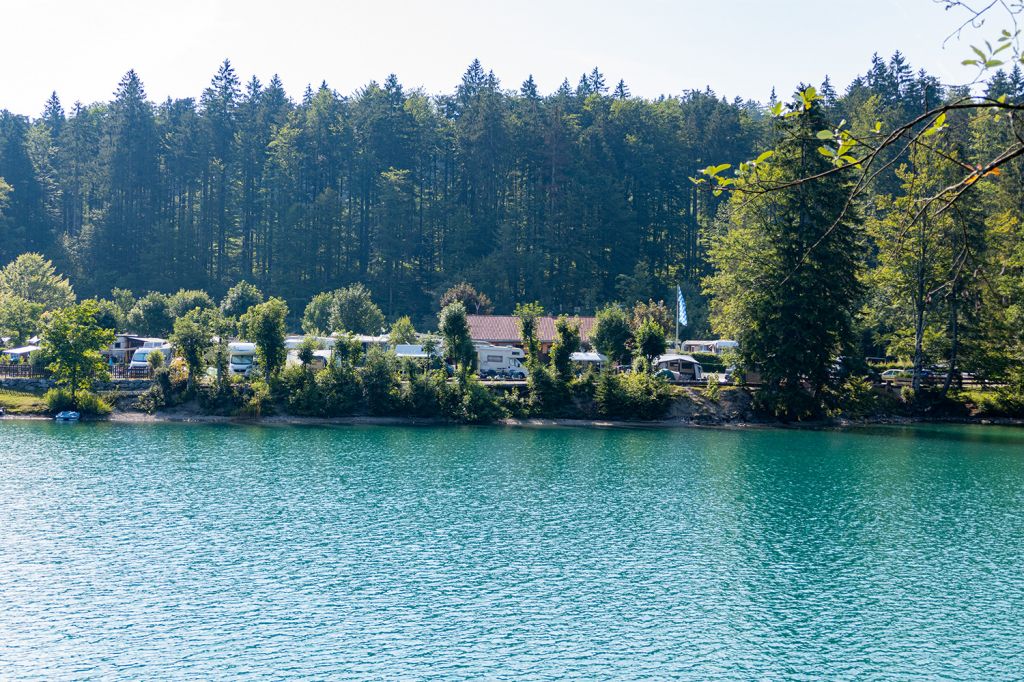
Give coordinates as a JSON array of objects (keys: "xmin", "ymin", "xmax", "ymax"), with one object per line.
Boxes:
[{"xmin": 4, "ymin": 345, "xmax": 40, "ymax": 357}]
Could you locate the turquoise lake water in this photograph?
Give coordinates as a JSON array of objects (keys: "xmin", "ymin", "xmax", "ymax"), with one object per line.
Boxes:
[{"xmin": 0, "ymin": 420, "xmax": 1022, "ymax": 679}]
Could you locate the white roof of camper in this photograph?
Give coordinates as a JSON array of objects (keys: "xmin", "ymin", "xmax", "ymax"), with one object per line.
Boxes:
[
  {"xmin": 656, "ymin": 353, "xmax": 702, "ymax": 365},
  {"xmin": 4, "ymin": 345, "xmax": 40, "ymax": 356},
  {"xmin": 570, "ymin": 351, "xmax": 606, "ymax": 363}
]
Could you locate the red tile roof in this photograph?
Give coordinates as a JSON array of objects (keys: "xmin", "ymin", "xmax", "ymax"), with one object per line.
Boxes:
[{"xmin": 467, "ymin": 315, "xmax": 596, "ymax": 344}]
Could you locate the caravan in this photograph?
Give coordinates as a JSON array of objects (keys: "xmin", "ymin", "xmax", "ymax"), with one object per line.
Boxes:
[
  {"xmin": 475, "ymin": 343, "xmax": 528, "ymax": 380},
  {"xmin": 228, "ymin": 342, "xmax": 257, "ymax": 376}
]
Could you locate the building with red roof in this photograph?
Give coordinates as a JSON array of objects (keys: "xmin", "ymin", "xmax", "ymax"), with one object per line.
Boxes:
[{"xmin": 466, "ymin": 314, "xmax": 596, "ymax": 354}]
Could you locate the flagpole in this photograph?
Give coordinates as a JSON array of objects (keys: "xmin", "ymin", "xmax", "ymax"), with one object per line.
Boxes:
[{"xmin": 675, "ymin": 286, "xmax": 680, "ymax": 351}]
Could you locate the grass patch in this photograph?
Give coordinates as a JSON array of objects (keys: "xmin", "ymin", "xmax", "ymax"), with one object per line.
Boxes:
[{"xmin": 0, "ymin": 388, "xmax": 49, "ymax": 415}]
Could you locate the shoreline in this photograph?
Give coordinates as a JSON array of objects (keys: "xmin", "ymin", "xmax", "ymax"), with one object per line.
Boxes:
[{"xmin": 2, "ymin": 409, "xmax": 1022, "ymax": 431}]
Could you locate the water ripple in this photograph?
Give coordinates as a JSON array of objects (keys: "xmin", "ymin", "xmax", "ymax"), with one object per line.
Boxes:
[{"xmin": 0, "ymin": 421, "xmax": 1022, "ymax": 679}]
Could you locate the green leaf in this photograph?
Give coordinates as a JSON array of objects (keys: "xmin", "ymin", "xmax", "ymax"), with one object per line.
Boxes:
[
  {"xmin": 755, "ymin": 150, "xmax": 774, "ymax": 164},
  {"xmin": 962, "ymin": 59, "xmax": 979, "ymax": 66},
  {"xmin": 985, "ymin": 59, "xmax": 1005, "ymax": 67},
  {"xmin": 815, "ymin": 130, "xmax": 834, "ymax": 140},
  {"xmin": 817, "ymin": 146, "xmax": 836, "ymax": 158}
]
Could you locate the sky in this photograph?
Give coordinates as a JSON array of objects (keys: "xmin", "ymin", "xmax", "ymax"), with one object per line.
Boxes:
[{"xmin": 0, "ymin": 0, "xmax": 994, "ymax": 116}]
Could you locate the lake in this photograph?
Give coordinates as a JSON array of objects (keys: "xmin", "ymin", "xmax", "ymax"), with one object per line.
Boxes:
[{"xmin": 0, "ymin": 420, "xmax": 1022, "ymax": 679}]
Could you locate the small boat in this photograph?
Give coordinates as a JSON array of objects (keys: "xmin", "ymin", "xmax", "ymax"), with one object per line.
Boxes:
[{"xmin": 54, "ymin": 411, "xmax": 80, "ymax": 422}]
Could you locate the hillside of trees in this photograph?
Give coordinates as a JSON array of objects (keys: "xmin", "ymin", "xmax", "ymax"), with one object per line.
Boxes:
[
  {"xmin": 1, "ymin": 54, "xmax": 946, "ymax": 321},
  {"xmin": 3, "ymin": 51, "xmax": 1024, "ymax": 418}
]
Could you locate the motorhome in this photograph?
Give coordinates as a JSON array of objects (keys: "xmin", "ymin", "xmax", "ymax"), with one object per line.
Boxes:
[
  {"xmin": 476, "ymin": 343, "xmax": 528, "ymax": 380},
  {"xmin": 129, "ymin": 343, "xmax": 173, "ymax": 369},
  {"xmin": 228, "ymin": 342, "xmax": 257, "ymax": 376}
]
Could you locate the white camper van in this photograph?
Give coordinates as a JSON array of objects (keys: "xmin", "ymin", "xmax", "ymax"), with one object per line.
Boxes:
[
  {"xmin": 476, "ymin": 343, "xmax": 528, "ymax": 380},
  {"xmin": 129, "ymin": 343, "xmax": 172, "ymax": 369},
  {"xmin": 228, "ymin": 342, "xmax": 257, "ymax": 376}
]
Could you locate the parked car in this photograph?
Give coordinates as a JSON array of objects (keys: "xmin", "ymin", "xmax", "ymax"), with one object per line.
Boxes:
[{"xmin": 880, "ymin": 368, "xmax": 911, "ymax": 383}]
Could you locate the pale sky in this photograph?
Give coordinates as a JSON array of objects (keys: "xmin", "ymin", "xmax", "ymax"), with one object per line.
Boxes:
[{"xmin": 0, "ymin": 0, "xmax": 991, "ymax": 116}]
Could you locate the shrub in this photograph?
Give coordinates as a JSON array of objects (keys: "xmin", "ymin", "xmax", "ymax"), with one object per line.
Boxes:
[
  {"xmin": 834, "ymin": 375, "xmax": 877, "ymax": 419},
  {"xmin": 241, "ymin": 379, "xmax": 271, "ymax": 418},
  {"xmin": 972, "ymin": 389, "xmax": 1024, "ymax": 417},
  {"xmin": 704, "ymin": 375, "xmax": 721, "ymax": 402},
  {"xmin": 404, "ymin": 369, "xmax": 446, "ymax": 417},
  {"xmin": 316, "ymin": 362, "xmax": 362, "ymax": 416},
  {"xmin": 458, "ymin": 376, "xmax": 504, "ymax": 423},
  {"xmin": 279, "ymin": 364, "xmax": 323, "ymax": 416},
  {"xmin": 147, "ymin": 348, "xmax": 165, "ymax": 370},
  {"xmin": 595, "ymin": 370, "xmax": 671, "ymax": 420},
  {"xmin": 360, "ymin": 347, "xmax": 401, "ymax": 415},
  {"xmin": 44, "ymin": 388, "xmax": 112, "ymax": 415}
]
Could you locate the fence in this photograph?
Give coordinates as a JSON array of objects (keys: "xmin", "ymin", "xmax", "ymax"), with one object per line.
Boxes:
[
  {"xmin": 0, "ymin": 364, "xmax": 42, "ymax": 379},
  {"xmin": 110, "ymin": 365, "xmax": 153, "ymax": 380},
  {"xmin": 0, "ymin": 364, "xmax": 153, "ymax": 380}
]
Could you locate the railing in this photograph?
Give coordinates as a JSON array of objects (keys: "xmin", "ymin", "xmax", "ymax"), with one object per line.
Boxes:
[
  {"xmin": 109, "ymin": 365, "xmax": 153, "ymax": 380},
  {"xmin": 0, "ymin": 364, "xmax": 43, "ymax": 379}
]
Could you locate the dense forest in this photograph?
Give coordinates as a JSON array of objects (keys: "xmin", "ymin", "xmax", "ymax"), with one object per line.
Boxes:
[
  {"xmin": 0, "ymin": 59, "xmax": 759, "ymax": 320},
  {"xmin": 2, "ymin": 52, "xmax": 1023, "ymax": 404}
]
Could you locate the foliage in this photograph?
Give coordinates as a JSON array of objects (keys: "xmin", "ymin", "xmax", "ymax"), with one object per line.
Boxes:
[
  {"xmin": 146, "ymin": 348, "xmax": 164, "ymax": 369},
  {"xmin": 0, "ymin": 253, "xmax": 75, "ymax": 309},
  {"xmin": 166, "ymin": 288, "xmax": 216, "ymax": 319},
  {"xmin": 591, "ymin": 304, "xmax": 632, "ymax": 366},
  {"xmin": 297, "ymin": 336, "xmax": 319, "ymax": 368},
  {"xmin": 705, "ymin": 98, "xmax": 862, "ymax": 420},
  {"xmin": 301, "ymin": 292, "xmax": 335, "ymax": 335},
  {"xmin": 239, "ymin": 297, "xmax": 288, "ymax": 379},
  {"xmin": 359, "ymin": 347, "xmax": 401, "ymax": 415},
  {"xmin": 595, "ymin": 370, "xmax": 671, "ymax": 420},
  {"xmin": 440, "ymin": 282, "xmax": 493, "ymax": 314},
  {"xmin": 631, "ymin": 300, "xmax": 674, "ymax": 338},
  {"xmin": 514, "ymin": 301, "xmax": 544, "ymax": 362},
  {"xmin": 86, "ymin": 297, "xmax": 125, "ymax": 332},
  {"xmin": 44, "ymin": 388, "xmax": 111, "ymax": 416},
  {"xmin": 170, "ymin": 307, "xmax": 215, "ymax": 391},
  {"xmin": 329, "ymin": 284, "xmax": 385, "ymax": 335},
  {"xmin": 632, "ymin": 317, "xmax": 667, "ymax": 371},
  {"xmin": 220, "ymin": 280, "xmax": 264, "ymax": 318},
  {"xmin": 704, "ymin": 376, "xmax": 721, "ymax": 402},
  {"xmin": 41, "ymin": 300, "xmax": 115, "ymax": 403},
  {"xmin": 127, "ymin": 292, "xmax": 173, "ymax": 337},
  {"xmin": 389, "ymin": 315, "xmax": 417, "ymax": 345},
  {"xmin": 550, "ymin": 315, "xmax": 581, "ymax": 384},
  {"xmin": 0, "ymin": 294, "xmax": 45, "ymax": 344},
  {"xmin": 438, "ymin": 301, "xmax": 476, "ymax": 373}
]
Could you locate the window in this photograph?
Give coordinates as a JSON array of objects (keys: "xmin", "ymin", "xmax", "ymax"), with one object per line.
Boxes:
[{"xmin": 486, "ymin": 355, "xmax": 503, "ymax": 363}]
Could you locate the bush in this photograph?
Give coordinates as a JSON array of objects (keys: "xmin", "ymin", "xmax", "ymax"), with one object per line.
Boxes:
[
  {"xmin": 595, "ymin": 370, "xmax": 671, "ymax": 420},
  {"xmin": 403, "ymin": 369, "xmax": 447, "ymax": 417},
  {"xmin": 458, "ymin": 376, "xmax": 504, "ymax": 423},
  {"xmin": 834, "ymin": 375, "xmax": 878, "ymax": 419},
  {"xmin": 691, "ymin": 352, "xmax": 726, "ymax": 373},
  {"xmin": 360, "ymin": 348, "xmax": 401, "ymax": 415},
  {"xmin": 315, "ymin": 362, "xmax": 362, "ymax": 416},
  {"xmin": 971, "ymin": 389, "xmax": 1024, "ymax": 417},
  {"xmin": 44, "ymin": 388, "xmax": 112, "ymax": 415},
  {"xmin": 526, "ymin": 364, "xmax": 570, "ymax": 414},
  {"xmin": 241, "ymin": 380, "xmax": 271, "ymax": 418},
  {"xmin": 704, "ymin": 375, "xmax": 721, "ymax": 402},
  {"xmin": 279, "ymin": 364, "xmax": 322, "ymax": 416}
]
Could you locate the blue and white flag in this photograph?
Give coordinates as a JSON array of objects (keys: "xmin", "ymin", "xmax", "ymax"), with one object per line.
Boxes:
[{"xmin": 677, "ymin": 285, "xmax": 688, "ymax": 326}]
